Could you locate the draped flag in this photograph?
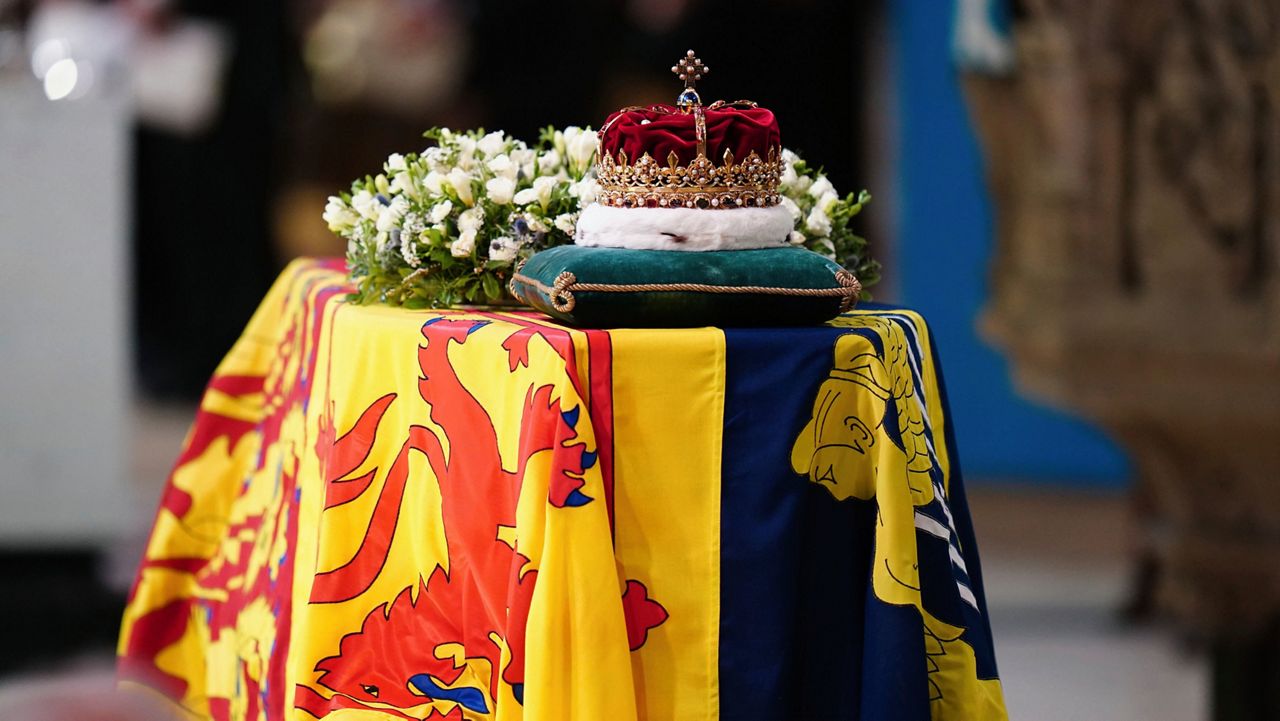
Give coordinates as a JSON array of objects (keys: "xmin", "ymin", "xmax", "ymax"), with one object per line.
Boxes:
[{"xmin": 119, "ymin": 259, "xmax": 1007, "ymax": 721}]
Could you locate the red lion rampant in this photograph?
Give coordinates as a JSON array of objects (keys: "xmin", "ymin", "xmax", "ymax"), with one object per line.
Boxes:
[{"xmin": 297, "ymin": 317, "xmax": 666, "ymax": 718}]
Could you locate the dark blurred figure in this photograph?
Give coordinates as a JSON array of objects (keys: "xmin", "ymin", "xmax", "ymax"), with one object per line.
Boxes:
[
  {"xmin": 0, "ymin": 551, "xmax": 125, "ymax": 677},
  {"xmin": 465, "ymin": 0, "xmax": 611, "ymax": 140},
  {"xmin": 131, "ymin": 0, "xmax": 290, "ymax": 400}
]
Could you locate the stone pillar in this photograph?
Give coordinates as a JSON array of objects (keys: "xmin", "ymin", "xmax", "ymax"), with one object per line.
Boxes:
[{"xmin": 962, "ymin": 2, "xmax": 1280, "ymax": 717}]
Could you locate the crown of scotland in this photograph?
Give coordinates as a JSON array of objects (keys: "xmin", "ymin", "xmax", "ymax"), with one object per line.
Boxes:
[{"xmin": 594, "ymin": 50, "xmax": 783, "ymax": 210}]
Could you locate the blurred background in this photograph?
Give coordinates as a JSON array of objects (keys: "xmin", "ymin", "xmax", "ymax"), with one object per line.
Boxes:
[{"xmin": 1, "ymin": 0, "xmax": 1276, "ymax": 719}]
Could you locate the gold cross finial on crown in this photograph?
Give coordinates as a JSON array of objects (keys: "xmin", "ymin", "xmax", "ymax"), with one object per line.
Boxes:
[
  {"xmin": 672, "ymin": 49, "xmax": 708, "ymax": 89},
  {"xmin": 672, "ymin": 50, "xmax": 708, "ymax": 111}
]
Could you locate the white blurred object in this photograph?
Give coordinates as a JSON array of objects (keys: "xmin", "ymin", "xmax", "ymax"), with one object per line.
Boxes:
[
  {"xmin": 27, "ymin": 0, "xmax": 229, "ymax": 133},
  {"xmin": 30, "ymin": 36, "xmax": 69, "ymax": 78},
  {"xmin": 0, "ymin": 74, "xmax": 136, "ymax": 546},
  {"xmin": 26, "ymin": 1, "xmax": 133, "ymax": 100},
  {"xmin": 952, "ymin": 0, "xmax": 1016, "ymax": 75},
  {"xmin": 131, "ymin": 18, "xmax": 230, "ymax": 134},
  {"xmin": 42, "ymin": 56, "xmax": 78, "ymax": 99}
]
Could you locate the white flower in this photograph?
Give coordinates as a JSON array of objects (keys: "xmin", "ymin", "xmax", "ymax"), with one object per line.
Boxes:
[
  {"xmin": 488, "ymin": 235, "xmax": 518, "ymax": 262},
  {"xmin": 565, "ymin": 128, "xmax": 597, "ymax": 172},
  {"xmin": 428, "ymin": 199, "xmax": 453, "ymax": 223},
  {"xmin": 376, "ymin": 195, "xmax": 410, "ymax": 232},
  {"xmin": 814, "ymin": 237, "xmax": 837, "ymax": 260},
  {"xmin": 457, "ymin": 206, "xmax": 485, "ymax": 233},
  {"xmin": 818, "ymin": 192, "xmax": 840, "ymax": 214},
  {"xmin": 375, "ymin": 230, "xmax": 391, "ymax": 249},
  {"xmin": 779, "ymin": 163, "xmax": 799, "ymax": 190},
  {"xmin": 779, "ymin": 196, "xmax": 803, "ymax": 222},
  {"xmin": 538, "ymin": 149, "xmax": 562, "ymax": 173},
  {"xmin": 477, "ymin": 131, "xmax": 506, "ymax": 158},
  {"xmin": 808, "ymin": 176, "xmax": 835, "ymax": 199},
  {"xmin": 455, "ymin": 136, "xmax": 478, "ymax": 169},
  {"xmin": 385, "ymin": 153, "xmax": 407, "ymax": 173},
  {"xmin": 511, "ymin": 148, "xmax": 537, "ymax": 178},
  {"xmin": 524, "ymin": 215, "xmax": 549, "ymax": 233},
  {"xmin": 571, "ymin": 177, "xmax": 600, "ymax": 205},
  {"xmin": 487, "ymin": 154, "xmax": 517, "ymax": 180},
  {"xmin": 390, "ymin": 172, "xmax": 418, "ymax": 199},
  {"xmin": 451, "ymin": 228, "xmax": 477, "ymax": 257},
  {"xmin": 423, "ymin": 147, "xmax": 449, "ymax": 173},
  {"xmin": 402, "ymin": 210, "xmax": 424, "ymax": 234},
  {"xmin": 323, "ymin": 196, "xmax": 359, "ymax": 231},
  {"xmin": 351, "ymin": 190, "xmax": 380, "ymax": 220},
  {"xmin": 553, "ymin": 212, "xmax": 578, "ymax": 235},
  {"xmin": 805, "ymin": 205, "xmax": 832, "ymax": 236},
  {"xmin": 485, "ymin": 176, "xmax": 517, "ymax": 205},
  {"xmin": 424, "ymin": 171, "xmax": 446, "ymax": 195},
  {"xmin": 515, "ymin": 175, "xmax": 558, "ymax": 208},
  {"xmin": 793, "ymin": 174, "xmax": 813, "ymax": 194},
  {"xmin": 788, "ymin": 230, "xmax": 806, "ymax": 245},
  {"xmin": 781, "ymin": 148, "xmax": 799, "ymax": 165},
  {"xmin": 401, "ymin": 231, "xmax": 422, "ymax": 267},
  {"xmin": 447, "ymin": 167, "xmax": 475, "ymax": 206}
]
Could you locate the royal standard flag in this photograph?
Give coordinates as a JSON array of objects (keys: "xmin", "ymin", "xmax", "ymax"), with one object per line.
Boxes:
[{"xmin": 120, "ymin": 259, "xmax": 1007, "ymax": 721}]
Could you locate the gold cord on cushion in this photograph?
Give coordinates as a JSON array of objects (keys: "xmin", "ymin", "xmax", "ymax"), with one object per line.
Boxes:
[
  {"xmin": 834, "ymin": 269, "xmax": 862, "ymax": 312},
  {"xmin": 508, "ymin": 259, "xmax": 533, "ymax": 300},
  {"xmin": 551, "ymin": 271, "xmax": 578, "ymax": 311},
  {"xmin": 512, "ymin": 269, "xmax": 862, "ymax": 315}
]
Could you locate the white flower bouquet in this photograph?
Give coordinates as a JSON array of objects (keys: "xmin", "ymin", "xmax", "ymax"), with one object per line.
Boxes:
[
  {"xmin": 777, "ymin": 149, "xmax": 877, "ymax": 283},
  {"xmin": 327, "ymin": 126, "xmax": 599, "ymax": 307},
  {"xmin": 325, "ymin": 127, "xmax": 877, "ymax": 308}
]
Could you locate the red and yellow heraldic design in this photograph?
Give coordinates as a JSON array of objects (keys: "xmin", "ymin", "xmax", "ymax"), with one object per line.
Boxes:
[{"xmin": 120, "ymin": 260, "xmax": 673, "ymax": 721}]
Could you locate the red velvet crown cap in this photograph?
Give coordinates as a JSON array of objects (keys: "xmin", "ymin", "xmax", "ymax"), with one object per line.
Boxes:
[{"xmin": 599, "ymin": 104, "xmax": 781, "ymax": 165}]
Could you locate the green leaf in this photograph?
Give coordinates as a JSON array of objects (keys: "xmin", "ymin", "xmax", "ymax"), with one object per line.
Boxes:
[{"xmin": 481, "ymin": 273, "xmax": 502, "ymax": 301}]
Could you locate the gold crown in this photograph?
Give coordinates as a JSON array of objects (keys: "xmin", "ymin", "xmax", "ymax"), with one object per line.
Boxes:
[
  {"xmin": 595, "ymin": 147, "xmax": 783, "ymax": 209},
  {"xmin": 595, "ymin": 50, "xmax": 783, "ymax": 210}
]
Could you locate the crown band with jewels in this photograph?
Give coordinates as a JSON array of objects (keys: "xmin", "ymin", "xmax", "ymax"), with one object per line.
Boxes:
[{"xmin": 595, "ymin": 146, "xmax": 783, "ymax": 209}]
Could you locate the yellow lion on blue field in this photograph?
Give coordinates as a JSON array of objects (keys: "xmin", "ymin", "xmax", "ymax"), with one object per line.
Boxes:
[{"xmin": 789, "ymin": 312, "xmax": 1008, "ymax": 721}]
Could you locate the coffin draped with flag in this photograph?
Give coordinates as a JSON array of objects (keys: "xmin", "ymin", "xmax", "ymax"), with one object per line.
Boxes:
[{"xmin": 118, "ymin": 259, "xmax": 1008, "ymax": 721}]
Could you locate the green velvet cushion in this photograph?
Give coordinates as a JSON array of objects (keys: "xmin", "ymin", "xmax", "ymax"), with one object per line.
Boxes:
[{"xmin": 509, "ymin": 245, "xmax": 860, "ymax": 328}]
